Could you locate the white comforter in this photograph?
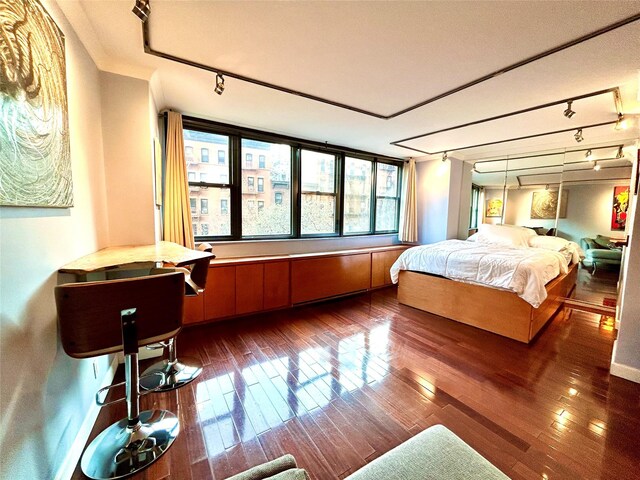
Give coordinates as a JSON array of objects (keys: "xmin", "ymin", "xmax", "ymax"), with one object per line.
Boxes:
[{"xmin": 390, "ymin": 240, "xmax": 570, "ymax": 308}]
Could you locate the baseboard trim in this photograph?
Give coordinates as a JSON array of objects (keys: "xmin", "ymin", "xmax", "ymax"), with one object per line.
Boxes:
[
  {"xmin": 54, "ymin": 355, "xmax": 119, "ymax": 480},
  {"xmin": 610, "ymin": 360, "xmax": 640, "ymax": 384}
]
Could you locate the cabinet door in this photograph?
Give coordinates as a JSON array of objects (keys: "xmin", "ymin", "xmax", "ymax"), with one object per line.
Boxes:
[
  {"xmin": 183, "ymin": 294, "xmax": 204, "ymax": 325},
  {"xmin": 236, "ymin": 264, "xmax": 264, "ymax": 315},
  {"xmin": 264, "ymin": 261, "xmax": 290, "ymax": 310},
  {"xmin": 204, "ymin": 266, "xmax": 236, "ymax": 320},
  {"xmin": 371, "ymin": 249, "xmax": 404, "ymax": 288}
]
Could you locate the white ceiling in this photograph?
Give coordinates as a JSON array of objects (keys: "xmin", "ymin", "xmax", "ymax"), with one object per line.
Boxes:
[{"xmin": 58, "ymin": 1, "xmax": 640, "ymax": 160}]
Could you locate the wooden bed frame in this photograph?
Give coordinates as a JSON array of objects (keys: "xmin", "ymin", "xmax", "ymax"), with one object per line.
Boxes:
[{"xmin": 397, "ymin": 263, "xmax": 577, "ymax": 343}]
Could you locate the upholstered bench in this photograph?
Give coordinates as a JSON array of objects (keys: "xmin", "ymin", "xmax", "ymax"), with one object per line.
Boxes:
[{"xmin": 227, "ymin": 425, "xmax": 508, "ymax": 480}]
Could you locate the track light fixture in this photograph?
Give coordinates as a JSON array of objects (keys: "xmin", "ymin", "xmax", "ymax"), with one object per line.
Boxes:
[
  {"xmin": 442, "ymin": 152, "xmax": 448, "ymax": 162},
  {"xmin": 471, "ymin": 163, "xmax": 477, "ymax": 173},
  {"xmin": 616, "ymin": 146, "xmax": 624, "ymax": 159},
  {"xmin": 614, "ymin": 113, "xmax": 628, "ymax": 130},
  {"xmin": 574, "ymin": 129, "xmax": 584, "ymax": 143},
  {"xmin": 593, "ymin": 161, "xmax": 601, "ymax": 171},
  {"xmin": 585, "ymin": 149, "xmax": 593, "ymax": 160},
  {"xmin": 214, "ymin": 73, "xmax": 225, "ymax": 95},
  {"xmin": 563, "ymin": 101, "xmax": 576, "ymax": 119},
  {"xmin": 132, "ymin": 0, "xmax": 150, "ymax": 22}
]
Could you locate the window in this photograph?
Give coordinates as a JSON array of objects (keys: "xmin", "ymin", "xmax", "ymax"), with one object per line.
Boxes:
[
  {"xmin": 301, "ymin": 149, "xmax": 337, "ymax": 235},
  {"xmin": 469, "ymin": 184, "xmax": 481, "ymax": 229},
  {"xmin": 181, "ymin": 118, "xmax": 401, "ymax": 240},
  {"xmin": 375, "ymin": 163, "xmax": 400, "ymax": 232},
  {"xmin": 344, "ymin": 157, "xmax": 372, "ymax": 234},
  {"xmin": 241, "ymin": 139, "xmax": 291, "ymax": 236},
  {"xmin": 184, "ymin": 129, "xmax": 231, "ymax": 236}
]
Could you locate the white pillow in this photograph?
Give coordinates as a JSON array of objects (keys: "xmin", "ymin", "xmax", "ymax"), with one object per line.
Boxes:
[
  {"xmin": 528, "ymin": 235, "xmax": 569, "ymax": 251},
  {"xmin": 475, "ymin": 224, "xmax": 535, "ymax": 248}
]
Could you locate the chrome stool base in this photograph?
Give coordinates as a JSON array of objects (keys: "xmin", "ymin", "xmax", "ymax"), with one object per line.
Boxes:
[
  {"xmin": 140, "ymin": 356, "xmax": 203, "ymax": 392},
  {"xmin": 81, "ymin": 409, "xmax": 179, "ymax": 480}
]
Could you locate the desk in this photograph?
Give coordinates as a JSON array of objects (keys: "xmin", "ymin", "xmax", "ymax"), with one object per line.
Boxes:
[{"xmin": 59, "ymin": 241, "xmax": 214, "ymax": 279}]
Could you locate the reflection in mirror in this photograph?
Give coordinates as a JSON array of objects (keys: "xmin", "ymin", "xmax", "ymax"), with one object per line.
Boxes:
[
  {"xmin": 558, "ymin": 141, "xmax": 635, "ymax": 306},
  {"xmin": 470, "ymin": 155, "xmax": 508, "ymax": 232}
]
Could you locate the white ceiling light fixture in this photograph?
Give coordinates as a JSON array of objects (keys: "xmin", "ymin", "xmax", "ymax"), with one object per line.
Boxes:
[
  {"xmin": 563, "ymin": 101, "xmax": 576, "ymax": 118},
  {"xmin": 614, "ymin": 113, "xmax": 628, "ymax": 130},
  {"xmin": 616, "ymin": 146, "xmax": 624, "ymax": 159},
  {"xmin": 214, "ymin": 73, "xmax": 225, "ymax": 95},
  {"xmin": 585, "ymin": 149, "xmax": 593, "ymax": 160},
  {"xmin": 593, "ymin": 161, "xmax": 601, "ymax": 171},
  {"xmin": 442, "ymin": 152, "xmax": 448, "ymax": 162},
  {"xmin": 574, "ymin": 129, "xmax": 584, "ymax": 143}
]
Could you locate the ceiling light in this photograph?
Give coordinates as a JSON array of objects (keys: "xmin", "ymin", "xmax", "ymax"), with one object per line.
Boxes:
[
  {"xmin": 574, "ymin": 129, "xmax": 584, "ymax": 143},
  {"xmin": 132, "ymin": 0, "xmax": 150, "ymax": 22},
  {"xmin": 214, "ymin": 73, "xmax": 225, "ymax": 95},
  {"xmin": 616, "ymin": 146, "xmax": 624, "ymax": 159},
  {"xmin": 471, "ymin": 163, "xmax": 477, "ymax": 173},
  {"xmin": 614, "ymin": 114, "xmax": 628, "ymax": 130},
  {"xmin": 545, "ymin": 184, "xmax": 549, "ymax": 191},
  {"xmin": 563, "ymin": 101, "xmax": 576, "ymax": 119},
  {"xmin": 593, "ymin": 161, "xmax": 601, "ymax": 171},
  {"xmin": 442, "ymin": 152, "xmax": 448, "ymax": 162},
  {"xmin": 585, "ymin": 149, "xmax": 593, "ymax": 160}
]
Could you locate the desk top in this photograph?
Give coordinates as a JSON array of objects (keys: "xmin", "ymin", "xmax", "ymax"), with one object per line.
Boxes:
[{"xmin": 59, "ymin": 241, "xmax": 214, "ymax": 274}]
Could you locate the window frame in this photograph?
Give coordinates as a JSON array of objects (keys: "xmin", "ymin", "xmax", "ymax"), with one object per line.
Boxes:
[
  {"xmin": 374, "ymin": 160, "xmax": 402, "ymax": 234},
  {"xmin": 177, "ymin": 116, "xmax": 402, "ymax": 242}
]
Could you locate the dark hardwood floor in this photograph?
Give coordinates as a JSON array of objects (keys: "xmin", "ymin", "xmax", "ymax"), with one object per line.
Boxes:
[{"xmin": 73, "ymin": 285, "xmax": 640, "ymax": 480}]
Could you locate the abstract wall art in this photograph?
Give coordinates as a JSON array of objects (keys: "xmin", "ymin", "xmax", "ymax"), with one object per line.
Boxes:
[
  {"xmin": 485, "ymin": 198, "xmax": 503, "ymax": 218},
  {"xmin": 0, "ymin": 0, "xmax": 72, "ymax": 207},
  {"xmin": 530, "ymin": 190, "xmax": 567, "ymax": 220},
  {"xmin": 611, "ymin": 185, "xmax": 629, "ymax": 231}
]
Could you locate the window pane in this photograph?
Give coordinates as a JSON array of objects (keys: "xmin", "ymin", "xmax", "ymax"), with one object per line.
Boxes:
[
  {"xmin": 301, "ymin": 150, "xmax": 335, "ymax": 193},
  {"xmin": 241, "ymin": 139, "xmax": 291, "ymax": 236},
  {"xmin": 375, "ymin": 163, "xmax": 400, "ymax": 232},
  {"xmin": 375, "ymin": 198, "xmax": 398, "ymax": 231},
  {"xmin": 301, "ymin": 150, "xmax": 337, "ymax": 235},
  {"xmin": 184, "ymin": 130, "xmax": 229, "ymax": 184},
  {"xmin": 344, "ymin": 157, "xmax": 372, "ymax": 234},
  {"xmin": 190, "ymin": 186, "xmax": 230, "ymax": 236}
]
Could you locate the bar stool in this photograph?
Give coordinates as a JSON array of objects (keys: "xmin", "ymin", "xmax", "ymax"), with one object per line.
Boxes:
[
  {"xmin": 55, "ymin": 272, "xmax": 185, "ymax": 480},
  {"xmin": 141, "ymin": 256, "xmax": 211, "ymax": 391}
]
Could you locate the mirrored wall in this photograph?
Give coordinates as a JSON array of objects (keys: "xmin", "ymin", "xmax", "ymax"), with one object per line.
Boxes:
[{"xmin": 470, "ymin": 139, "xmax": 638, "ymax": 305}]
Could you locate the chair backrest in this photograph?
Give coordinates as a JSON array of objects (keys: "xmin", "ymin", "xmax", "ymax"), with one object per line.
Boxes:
[{"xmin": 55, "ymin": 272, "xmax": 185, "ymax": 359}]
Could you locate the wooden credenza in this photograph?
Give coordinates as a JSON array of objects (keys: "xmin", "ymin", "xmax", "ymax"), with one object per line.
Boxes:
[{"xmin": 183, "ymin": 245, "xmax": 410, "ymax": 325}]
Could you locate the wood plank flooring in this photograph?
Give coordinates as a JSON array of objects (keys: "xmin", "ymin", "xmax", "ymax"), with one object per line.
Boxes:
[{"xmin": 72, "ymin": 285, "xmax": 640, "ymax": 480}]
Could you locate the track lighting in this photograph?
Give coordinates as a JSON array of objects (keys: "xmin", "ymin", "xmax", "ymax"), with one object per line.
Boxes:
[
  {"xmin": 214, "ymin": 73, "xmax": 225, "ymax": 95},
  {"xmin": 442, "ymin": 152, "xmax": 448, "ymax": 162},
  {"xmin": 545, "ymin": 184, "xmax": 549, "ymax": 191},
  {"xmin": 593, "ymin": 161, "xmax": 601, "ymax": 171},
  {"xmin": 574, "ymin": 129, "xmax": 584, "ymax": 143},
  {"xmin": 614, "ymin": 114, "xmax": 628, "ymax": 130},
  {"xmin": 132, "ymin": 0, "xmax": 150, "ymax": 22},
  {"xmin": 585, "ymin": 149, "xmax": 592, "ymax": 160},
  {"xmin": 616, "ymin": 146, "xmax": 624, "ymax": 159},
  {"xmin": 563, "ymin": 101, "xmax": 576, "ymax": 119},
  {"xmin": 471, "ymin": 163, "xmax": 477, "ymax": 173}
]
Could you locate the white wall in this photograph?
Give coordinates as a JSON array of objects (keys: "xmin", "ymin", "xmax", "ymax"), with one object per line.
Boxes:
[
  {"xmin": 100, "ymin": 72, "xmax": 156, "ymax": 247},
  {"xmin": 0, "ymin": 1, "xmax": 111, "ymax": 478},
  {"xmin": 416, "ymin": 159, "xmax": 451, "ymax": 244}
]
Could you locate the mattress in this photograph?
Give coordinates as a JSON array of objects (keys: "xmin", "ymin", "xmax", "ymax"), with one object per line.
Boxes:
[{"xmin": 390, "ymin": 240, "xmax": 571, "ymax": 308}]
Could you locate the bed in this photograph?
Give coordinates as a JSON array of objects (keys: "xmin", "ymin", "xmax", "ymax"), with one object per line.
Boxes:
[{"xmin": 391, "ymin": 225, "xmax": 582, "ymax": 343}]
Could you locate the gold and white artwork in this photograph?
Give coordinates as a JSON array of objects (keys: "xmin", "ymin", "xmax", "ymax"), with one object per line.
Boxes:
[{"xmin": 0, "ymin": 0, "xmax": 73, "ymax": 207}]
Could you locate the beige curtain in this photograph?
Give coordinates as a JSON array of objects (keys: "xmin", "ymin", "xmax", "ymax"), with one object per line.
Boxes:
[
  {"xmin": 399, "ymin": 158, "xmax": 418, "ymax": 243},
  {"xmin": 163, "ymin": 111, "xmax": 195, "ymax": 249}
]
